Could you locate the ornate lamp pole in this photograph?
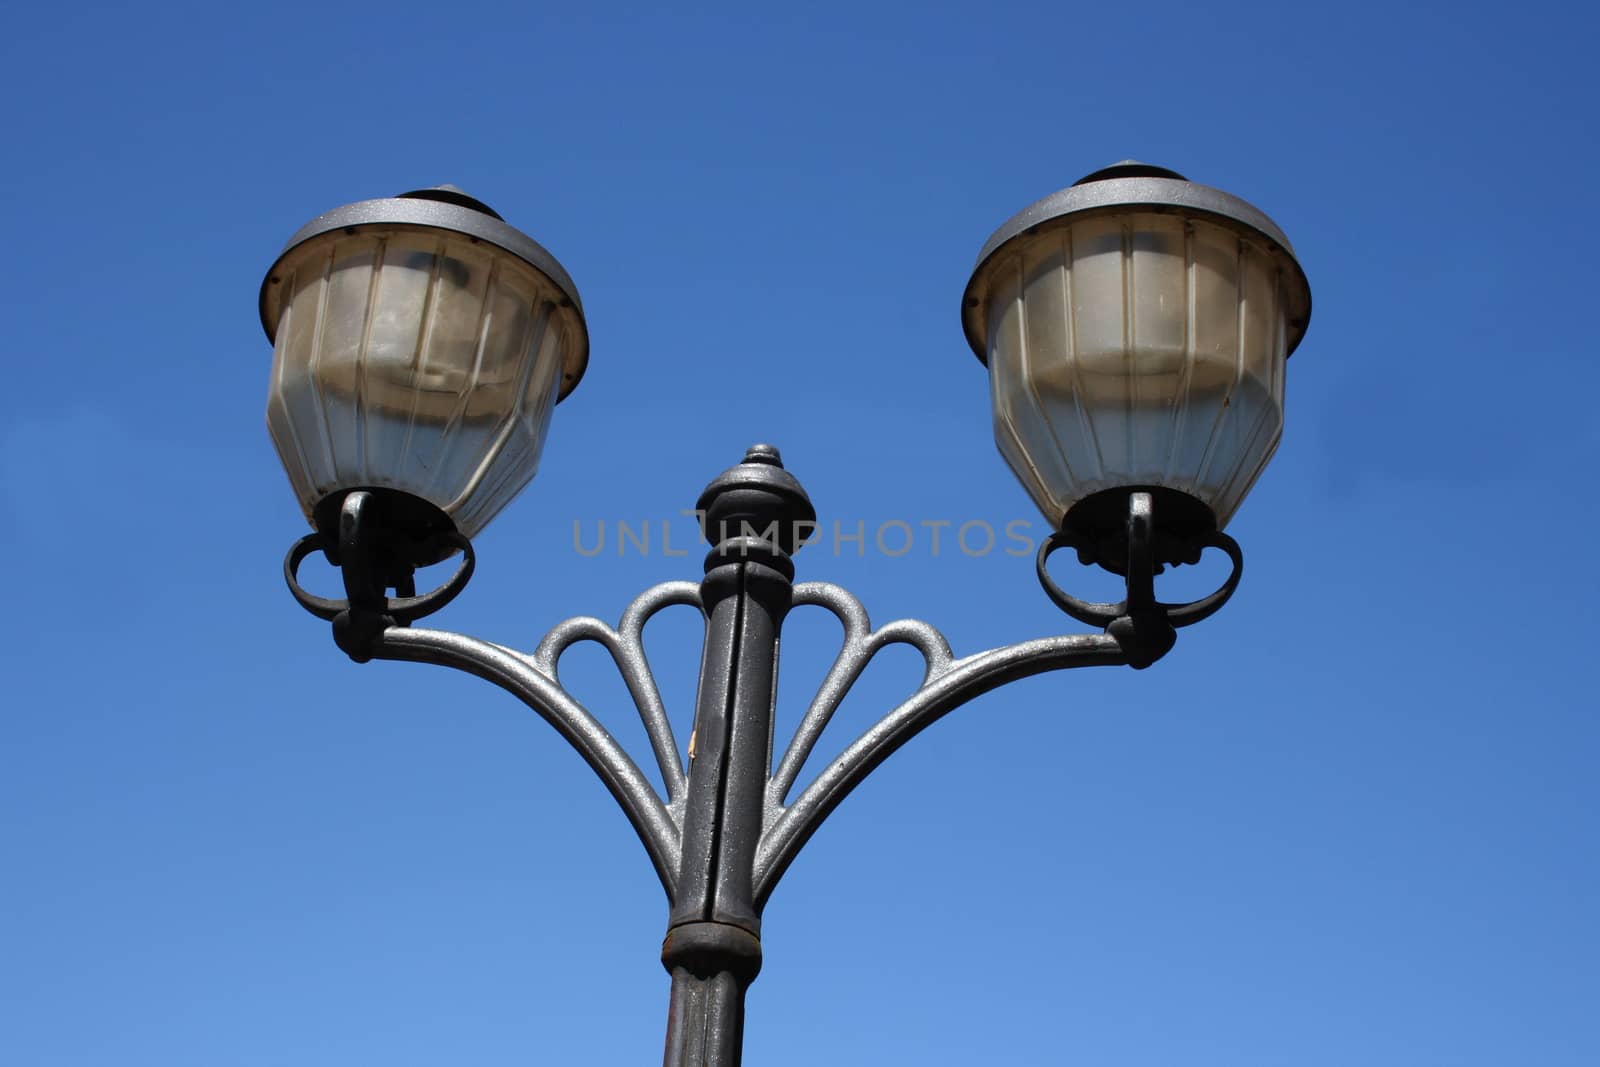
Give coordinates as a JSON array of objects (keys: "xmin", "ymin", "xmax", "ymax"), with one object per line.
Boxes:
[{"xmin": 262, "ymin": 163, "xmax": 1311, "ymax": 1066}]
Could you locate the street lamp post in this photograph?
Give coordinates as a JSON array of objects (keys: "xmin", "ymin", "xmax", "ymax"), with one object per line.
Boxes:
[{"xmin": 262, "ymin": 163, "xmax": 1311, "ymax": 1066}]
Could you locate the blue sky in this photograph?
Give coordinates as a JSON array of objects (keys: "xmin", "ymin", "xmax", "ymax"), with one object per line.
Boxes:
[{"xmin": 3, "ymin": 2, "xmax": 1596, "ymax": 1064}]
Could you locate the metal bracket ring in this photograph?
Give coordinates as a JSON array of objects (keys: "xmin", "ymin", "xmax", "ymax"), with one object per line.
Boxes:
[
  {"xmin": 282, "ymin": 529, "xmax": 477, "ymax": 625},
  {"xmin": 1035, "ymin": 520, "xmax": 1245, "ymax": 631}
]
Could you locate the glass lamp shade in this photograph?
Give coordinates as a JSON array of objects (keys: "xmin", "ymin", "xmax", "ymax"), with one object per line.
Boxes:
[
  {"xmin": 261, "ymin": 190, "xmax": 588, "ymax": 541},
  {"xmin": 963, "ymin": 164, "xmax": 1311, "ymax": 532}
]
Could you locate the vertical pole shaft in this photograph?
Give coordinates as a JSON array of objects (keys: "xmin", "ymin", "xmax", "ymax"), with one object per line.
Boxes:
[{"xmin": 661, "ymin": 446, "xmax": 814, "ymax": 1067}]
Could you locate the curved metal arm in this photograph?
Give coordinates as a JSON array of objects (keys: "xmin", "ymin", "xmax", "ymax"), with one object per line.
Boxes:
[
  {"xmin": 753, "ymin": 630, "xmax": 1127, "ymax": 907},
  {"xmin": 282, "ymin": 481, "xmax": 1244, "ymax": 923},
  {"xmin": 373, "ymin": 625, "xmax": 683, "ymax": 895}
]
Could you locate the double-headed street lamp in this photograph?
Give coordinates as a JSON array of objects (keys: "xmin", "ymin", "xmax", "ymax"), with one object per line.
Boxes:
[{"xmin": 262, "ymin": 162, "xmax": 1311, "ymax": 1066}]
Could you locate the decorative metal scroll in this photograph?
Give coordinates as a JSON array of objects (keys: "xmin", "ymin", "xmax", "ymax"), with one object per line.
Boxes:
[
  {"xmin": 367, "ymin": 578, "xmax": 1126, "ymax": 910},
  {"xmin": 284, "ymin": 483, "xmax": 1247, "ymax": 911}
]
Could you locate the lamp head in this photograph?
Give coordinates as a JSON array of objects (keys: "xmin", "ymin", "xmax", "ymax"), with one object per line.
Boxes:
[
  {"xmin": 261, "ymin": 185, "xmax": 589, "ymax": 548},
  {"xmin": 963, "ymin": 161, "xmax": 1312, "ymax": 563}
]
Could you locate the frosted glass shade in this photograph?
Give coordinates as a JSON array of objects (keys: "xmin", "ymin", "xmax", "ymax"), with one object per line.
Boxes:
[
  {"xmin": 263, "ymin": 224, "xmax": 579, "ymax": 539},
  {"xmin": 965, "ymin": 167, "xmax": 1311, "ymax": 533}
]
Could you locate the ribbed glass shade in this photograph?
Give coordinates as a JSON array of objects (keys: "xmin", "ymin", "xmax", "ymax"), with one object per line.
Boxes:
[
  {"xmin": 985, "ymin": 212, "xmax": 1292, "ymax": 528},
  {"xmin": 264, "ymin": 225, "xmax": 573, "ymax": 538}
]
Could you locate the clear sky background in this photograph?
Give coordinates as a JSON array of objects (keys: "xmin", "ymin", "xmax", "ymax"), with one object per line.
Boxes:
[{"xmin": 3, "ymin": 2, "xmax": 1596, "ymax": 1065}]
